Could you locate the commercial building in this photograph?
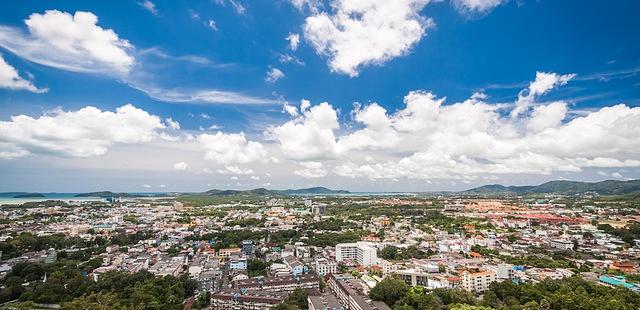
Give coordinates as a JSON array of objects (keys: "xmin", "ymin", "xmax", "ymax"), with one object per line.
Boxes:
[{"xmin": 335, "ymin": 242, "xmax": 378, "ymax": 266}]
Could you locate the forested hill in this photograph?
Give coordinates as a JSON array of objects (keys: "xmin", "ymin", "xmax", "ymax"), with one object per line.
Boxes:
[{"xmin": 464, "ymin": 179, "xmax": 640, "ymax": 195}]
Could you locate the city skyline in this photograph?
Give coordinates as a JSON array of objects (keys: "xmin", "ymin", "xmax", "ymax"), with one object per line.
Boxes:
[{"xmin": 1, "ymin": 0, "xmax": 639, "ymax": 192}]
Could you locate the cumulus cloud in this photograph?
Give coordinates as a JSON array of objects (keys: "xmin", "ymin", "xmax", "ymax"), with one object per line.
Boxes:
[
  {"xmin": 165, "ymin": 118, "xmax": 180, "ymax": 130},
  {"xmin": 0, "ymin": 10, "xmax": 135, "ymax": 74},
  {"xmin": 286, "ymin": 33, "xmax": 300, "ymax": 51},
  {"xmin": 294, "ymin": 161, "xmax": 328, "ymax": 178},
  {"xmin": 0, "ymin": 104, "xmax": 165, "ymax": 159},
  {"xmin": 173, "ymin": 162, "xmax": 188, "ymax": 170},
  {"xmin": 265, "ymin": 67, "xmax": 285, "ymax": 83},
  {"xmin": 303, "ymin": 0, "xmax": 433, "ymax": 76},
  {"xmin": 198, "ymin": 131, "xmax": 268, "ymax": 164},
  {"xmin": 452, "ymin": 0, "xmax": 506, "ymax": 15},
  {"xmin": 266, "ymin": 101, "xmax": 340, "ymax": 160},
  {"xmin": 511, "ymin": 71, "xmax": 576, "ymax": 118},
  {"xmin": 269, "ymin": 71, "xmax": 640, "ymax": 180},
  {"xmin": 0, "ymin": 55, "xmax": 47, "ymax": 93}
]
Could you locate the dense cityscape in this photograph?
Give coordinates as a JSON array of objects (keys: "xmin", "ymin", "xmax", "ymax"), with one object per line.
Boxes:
[
  {"xmin": 2, "ymin": 181, "xmax": 640, "ymax": 309},
  {"xmin": 2, "ymin": 0, "xmax": 639, "ymax": 309}
]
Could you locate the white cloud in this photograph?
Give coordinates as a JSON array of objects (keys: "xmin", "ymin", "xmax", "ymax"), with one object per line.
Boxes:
[
  {"xmin": 130, "ymin": 84, "xmax": 279, "ymax": 105},
  {"xmin": 294, "ymin": 161, "xmax": 328, "ymax": 178},
  {"xmin": 527, "ymin": 101, "xmax": 567, "ymax": 132},
  {"xmin": 207, "ymin": 20, "xmax": 218, "ymax": 31},
  {"xmin": 142, "ymin": 184, "xmax": 152, "ymax": 188},
  {"xmin": 290, "ymin": 0, "xmax": 322, "ymax": 13},
  {"xmin": 138, "ymin": 0, "xmax": 159, "ymax": 15},
  {"xmin": 286, "ymin": 33, "xmax": 300, "ymax": 51},
  {"xmin": 0, "ymin": 104, "xmax": 165, "ymax": 158},
  {"xmin": 452, "ymin": 0, "xmax": 506, "ymax": 15},
  {"xmin": 250, "ymin": 175, "xmax": 260, "ymax": 180},
  {"xmin": 266, "ymin": 101, "xmax": 339, "ymax": 160},
  {"xmin": 511, "ymin": 71, "xmax": 576, "ymax": 118},
  {"xmin": 268, "ymin": 71, "xmax": 640, "ymax": 180},
  {"xmin": 215, "ymin": 0, "xmax": 246, "ymax": 15},
  {"xmin": 283, "ymin": 104, "xmax": 299, "ymax": 117},
  {"xmin": 198, "ymin": 131, "xmax": 268, "ymax": 164},
  {"xmin": 337, "ymin": 103, "xmax": 400, "ymax": 152},
  {"xmin": 0, "ymin": 55, "xmax": 47, "ymax": 93},
  {"xmin": 165, "ymin": 118, "xmax": 180, "ymax": 130},
  {"xmin": 0, "ymin": 10, "xmax": 135, "ymax": 74},
  {"xmin": 217, "ymin": 165, "xmax": 254, "ymax": 175},
  {"xmin": 173, "ymin": 161, "xmax": 188, "ymax": 171},
  {"xmin": 303, "ymin": 0, "xmax": 433, "ymax": 76},
  {"xmin": 612, "ymin": 172, "xmax": 623, "ymax": 178},
  {"xmin": 265, "ymin": 68, "xmax": 285, "ymax": 83},
  {"xmin": 278, "ymin": 53, "xmax": 305, "ymax": 65}
]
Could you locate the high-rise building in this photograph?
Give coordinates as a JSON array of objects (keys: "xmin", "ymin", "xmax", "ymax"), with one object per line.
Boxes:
[
  {"xmin": 242, "ymin": 240, "xmax": 254, "ymax": 257},
  {"xmin": 335, "ymin": 242, "xmax": 377, "ymax": 266}
]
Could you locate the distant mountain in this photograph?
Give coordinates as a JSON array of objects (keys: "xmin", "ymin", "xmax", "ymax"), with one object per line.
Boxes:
[
  {"xmin": 463, "ymin": 179, "xmax": 640, "ymax": 195},
  {"xmin": 203, "ymin": 188, "xmax": 280, "ymax": 196},
  {"xmin": 12, "ymin": 193, "xmax": 45, "ymax": 198},
  {"xmin": 274, "ymin": 187, "xmax": 351, "ymax": 195},
  {"xmin": 74, "ymin": 191, "xmax": 142, "ymax": 198},
  {"xmin": 200, "ymin": 187, "xmax": 350, "ymax": 196}
]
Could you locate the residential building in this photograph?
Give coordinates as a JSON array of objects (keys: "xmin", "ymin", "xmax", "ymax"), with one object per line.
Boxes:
[
  {"xmin": 211, "ymin": 289, "xmax": 288, "ymax": 309},
  {"xmin": 235, "ymin": 274, "xmax": 320, "ymax": 292},
  {"xmin": 315, "ymin": 258, "xmax": 337, "ymax": 276},
  {"xmin": 461, "ymin": 271, "xmax": 497, "ymax": 293},
  {"xmin": 335, "ymin": 242, "xmax": 378, "ymax": 266}
]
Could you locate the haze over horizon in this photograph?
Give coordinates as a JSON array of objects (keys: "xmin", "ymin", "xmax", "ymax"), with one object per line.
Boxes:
[{"xmin": 1, "ymin": 1, "xmax": 639, "ymax": 192}]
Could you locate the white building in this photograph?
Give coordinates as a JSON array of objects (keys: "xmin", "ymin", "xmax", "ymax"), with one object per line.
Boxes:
[
  {"xmin": 335, "ymin": 242, "xmax": 378, "ymax": 266},
  {"xmin": 549, "ymin": 239, "xmax": 574, "ymax": 250},
  {"xmin": 462, "ymin": 271, "xmax": 497, "ymax": 293},
  {"xmin": 314, "ymin": 258, "xmax": 337, "ymax": 276}
]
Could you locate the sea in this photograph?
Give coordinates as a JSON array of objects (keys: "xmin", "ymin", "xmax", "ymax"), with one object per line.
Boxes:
[{"xmin": 0, "ymin": 192, "xmax": 171, "ymax": 205}]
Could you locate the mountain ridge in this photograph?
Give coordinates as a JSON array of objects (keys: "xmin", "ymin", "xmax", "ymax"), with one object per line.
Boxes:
[{"xmin": 464, "ymin": 179, "xmax": 640, "ymax": 195}]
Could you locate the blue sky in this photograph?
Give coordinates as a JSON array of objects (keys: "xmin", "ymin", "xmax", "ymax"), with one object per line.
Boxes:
[{"xmin": 0, "ymin": 0, "xmax": 639, "ymax": 192}]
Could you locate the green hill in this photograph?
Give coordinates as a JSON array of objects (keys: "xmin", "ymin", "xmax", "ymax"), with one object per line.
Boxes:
[{"xmin": 464, "ymin": 179, "xmax": 640, "ymax": 195}]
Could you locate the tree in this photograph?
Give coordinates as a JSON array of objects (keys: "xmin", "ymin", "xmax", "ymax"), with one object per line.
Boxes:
[
  {"xmin": 285, "ymin": 288, "xmax": 309, "ymax": 309},
  {"xmin": 272, "ymin": 303, "xmax": 299, "ymax": 310},
  {"xmin": 61, "ymin": 292, "xmax": 127, "ymax": 310},
  {"xmin": 369, "ymin": 277, "xmax": 409, "ymax": 307},
  {"xmin": 449, "ymin": 304, "xmax": 494, "ymax": 310}
]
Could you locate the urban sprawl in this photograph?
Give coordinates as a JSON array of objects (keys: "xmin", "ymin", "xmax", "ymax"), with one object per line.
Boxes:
[{"xmin": 2, "ymin": 191, "xmax": 640, "ymax": 309}]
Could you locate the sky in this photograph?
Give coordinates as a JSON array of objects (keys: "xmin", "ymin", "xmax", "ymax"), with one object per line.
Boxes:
[{"xmin": 0, "ymin": 0, "xmax": 639, "ymax": 192}]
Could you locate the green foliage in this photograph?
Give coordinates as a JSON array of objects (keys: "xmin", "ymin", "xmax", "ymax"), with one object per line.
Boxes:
[
  {"xmin": 374, "ymin": 277, "xmax": 640, "ymax": 310},
  {"xmin": 227, "ymin": 217, "xmax": 265, "ymax": 227},
  {"xmin": 247, "ymin": 259, "xmax": 269, "ymax": 277},
  {"xmin": 0, "ymin": 262, "xmax": 197, "ymax": 309},
  {"xmin": 598, "ymin": 222, "xmax": 640, "ymax": 246},
  {"xmin": 369, "ymin": 276, "xmax": 409, "ymax": 307},
  {"xmin": 307, "ymin": 218, "xmax": 356, "ymax": 231},
  {"xmin": 379, "ymin": 245, "xmax": 431, "ymax": 260},
  {"xmin": 308, "ymin": 230, "xmax": 363, "ymax": 247}
]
